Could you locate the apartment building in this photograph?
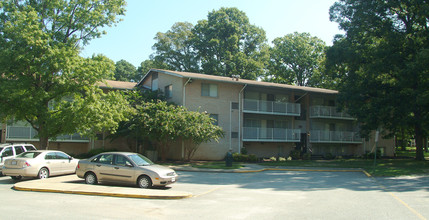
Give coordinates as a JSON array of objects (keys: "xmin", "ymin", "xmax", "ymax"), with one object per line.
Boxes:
[{"xmin": 138, "ymin": 69, "xmax": 395, "ymax": 160}]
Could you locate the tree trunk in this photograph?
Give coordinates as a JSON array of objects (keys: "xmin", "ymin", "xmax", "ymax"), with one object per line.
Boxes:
[
  {"xmin": 415, "ymin": 125, "xmax": 425, "ymax": 161},
  {"xmin": 39, "ymin": 136, "xmax": 49, "ymax": 150}
]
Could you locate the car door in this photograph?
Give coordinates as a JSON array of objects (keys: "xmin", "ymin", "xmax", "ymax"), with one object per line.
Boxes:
[
  {"xmin": 55, "ymin": 152, "xmax": 76, "ymax": 174},
  {"xmin": 93, "ymin": 154, "xmax": 115, "ymax": 181},
  {"xmin": 110, "ymin": 154, "xmax": 135, "ymax": 183},
  {"xmin": 44, "ymin": 152, "xmax": 62, "ymax": 176}
]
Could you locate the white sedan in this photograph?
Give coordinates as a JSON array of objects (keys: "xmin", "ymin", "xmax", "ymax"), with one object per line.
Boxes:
[{"xmin": 2, "ymin": 150, "xmax": 79, "ymax": 180}]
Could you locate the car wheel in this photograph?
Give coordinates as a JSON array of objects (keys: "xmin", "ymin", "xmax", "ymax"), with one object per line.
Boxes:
[
  {"xmin": 137, "ymin": 175, "xmax": 152, "ymax": 189},
  {"xmin": 38, "ymin": 168, "xmax": 49, "ymax": 179},
  {"xmin": 85, "ymin": 172, "xmax": 98, "ymax": 185},
  {"xmin": 11, "ymin": 176, "xmax": 22, "ymax": 181}
]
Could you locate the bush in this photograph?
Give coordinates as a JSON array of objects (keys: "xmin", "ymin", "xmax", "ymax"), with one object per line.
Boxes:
[
  {"xmin": 302, "ymin": 152, "xmax": 312, "ymax": 160},
  {"xmin": 289, "ymin": 150, "xmax": 301, "ymax": 160},
  {"xmin": 325, "ymin": 153, "xmax": 336, "ymax": 160},
  {"xmin": 232, "ymin": 153, "xmax": 258, "ymax": 162}
]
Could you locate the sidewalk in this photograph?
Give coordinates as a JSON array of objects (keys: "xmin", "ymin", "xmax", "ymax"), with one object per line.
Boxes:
[{"xmin": 12, "ymin": 164, "xmax": 369, "ymax": 200}]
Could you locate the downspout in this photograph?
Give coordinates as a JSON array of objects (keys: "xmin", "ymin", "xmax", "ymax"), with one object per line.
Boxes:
[
  {"xmin": 238, "ymin": 84, "xmax": 247, "ymax": 154},
  {"xmin": 182, "ymin": 78, "xmax": 192, "ymax": 160}
]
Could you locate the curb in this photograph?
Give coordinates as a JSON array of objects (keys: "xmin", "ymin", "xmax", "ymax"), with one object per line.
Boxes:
[{"xmin": 13, "ymin": 186, "xmax": 192, "ymax": 199}]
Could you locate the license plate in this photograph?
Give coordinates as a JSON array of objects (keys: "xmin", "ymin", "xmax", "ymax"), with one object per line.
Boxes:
[{"xmin": 11, "ymin": 160, "xmax": 17, "ymax": 165}]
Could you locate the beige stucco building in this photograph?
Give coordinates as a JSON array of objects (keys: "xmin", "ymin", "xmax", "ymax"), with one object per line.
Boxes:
[{"xmin": 138, "ymin": 69, "xmax": 395, "ymax": 160}]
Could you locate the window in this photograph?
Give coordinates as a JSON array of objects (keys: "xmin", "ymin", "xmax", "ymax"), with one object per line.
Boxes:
[
  {"xmin": 231, "ymin": 102, "xmax": 239, "ymax": 110},
  {"xmin": 24, "ymin": 145, "xmax": 36, "ymax": 151},
  {"xmin": 45, "ymin": 153, "xmax": 56, "ymax": 160},
  {"xmin": 114, "ymin": 155, "xmax": 133, "ymax": 167},
  {"xmin": 97, "ymin": 154, "xmax": 113, "ymax": 165},
  {"xmin": 152, "ymin": 73, "xmax": 158, "ymax": 91},
  {"xmin": 209, "ymin": 114, "xmax": 219, "ymax": 125},
  {"xmin": 56, "ymin": 152, "xmax": 70, "ymax": 160},
  {"xmin": 165, "ymin": 85, "xmax": 172, "ymax": 98},
  {"xmin": 14, "ymin": 146, "xmax": 24, "ymax": 155},
  {"xmin": 201, "ymin": 83, "xmax": 218, "ymax": 97},
  {"xmin": 231, "ymin": 132, "xmax": 238, "ymax": 138},
  {"xmin": 2, "ymin": 147, "xmax": 13, "ymax": 157}
]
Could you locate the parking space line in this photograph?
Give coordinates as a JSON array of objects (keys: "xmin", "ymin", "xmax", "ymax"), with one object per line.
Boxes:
[{"xmin": 369, "ymin": 177, "xmax": 427, "ymax": 220}]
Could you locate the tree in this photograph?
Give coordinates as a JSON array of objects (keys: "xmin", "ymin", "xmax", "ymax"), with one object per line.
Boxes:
[
  {"xmin": 0, "ymin": 0, "xmax": 128, "ymax": 149},
  {"xmin": 136, "ymin": 59, "xmax": 169, "ymax": 79},
  {"xmin": 114, "ymin": 59, "xmax": 138, "ymax": 82},
  {"xmin": 328, "ymin": 0, "xmax": 429, "ymax": 160},
  {"xmin": 151, "ymin": 22, "xmax": 199, "ymax": 72},
  {"xmin": 266, "ymin": 32, "xmax": 327, "ymax": 87},
  {"xmin": 192, "ymin": 7, "xmax": 269, "ymax": 79},
  {"xmin": 129, "ymin": 101, "xmax": 223, "ymax": 161}
]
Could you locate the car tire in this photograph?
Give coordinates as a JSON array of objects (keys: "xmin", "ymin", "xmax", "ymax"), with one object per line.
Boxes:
[
  {"xmin": 38, "ymin": 167, "xmax": 49, "ymax": 179},
  {"xmin": 137, "ymin": 175, "xmax": 152, "ymax": 189},
  {"xmin": 11, "ymin": 176, "xmax": 22, "ymax": 181},
  {"xmin": 85, "ymin": 172, "xmax": 98, "ymax": 185}
]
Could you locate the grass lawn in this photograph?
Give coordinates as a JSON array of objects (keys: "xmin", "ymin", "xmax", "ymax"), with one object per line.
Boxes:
[{"xmin": 260, "ymin": 158, "xmax": 429, "ymax": 177}]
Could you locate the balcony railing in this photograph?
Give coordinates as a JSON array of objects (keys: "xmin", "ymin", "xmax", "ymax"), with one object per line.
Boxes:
[
  {"xmin": 243, "ymin": 127, "xmax": 301, "ymax": 142},
  {"xmin": 243, "ymin": 99, "xmax": 301, "ymax": 116},
  {"xmin": 310, "ymin": 106, "xmax": 355, "ymax": 120},
  {"xmin": 309, "ymin": 130, "xmax": 362, "ymax": 143},
  {"xmin": 6, "ymin": 126, "xmax": 89, "ymax": 142}
]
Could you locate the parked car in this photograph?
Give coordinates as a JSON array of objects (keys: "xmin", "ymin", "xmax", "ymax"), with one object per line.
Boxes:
[
  {"xmin": 76, "ymin": 152, "xmax": 178, "ymax": 188},
  {"xmin": 0, "ymin": 143, "xmax": 37, "ymax": 175},
  {"xmin": 2, "ymin": 150, "xmax": 79, "ymax": 180}
]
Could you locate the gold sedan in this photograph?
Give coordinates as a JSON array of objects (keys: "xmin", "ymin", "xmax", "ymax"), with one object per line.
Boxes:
[{"xmin": 2, "ymin": 150, "xmax": 79, "ymax": 180}]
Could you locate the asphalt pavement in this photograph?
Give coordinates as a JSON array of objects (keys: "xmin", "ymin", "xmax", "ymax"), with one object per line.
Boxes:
[{"xmin": 11, "ymin": 164, "xmax": 369, "ymax": 200}]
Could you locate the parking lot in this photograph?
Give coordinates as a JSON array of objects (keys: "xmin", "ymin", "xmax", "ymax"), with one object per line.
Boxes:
[{"xmin": 1, "ymin": 170, "xmax": 428, "ymax": 219}]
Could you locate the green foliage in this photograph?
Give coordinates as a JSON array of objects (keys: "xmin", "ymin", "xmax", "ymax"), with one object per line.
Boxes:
[
  {"xmin": 136, "ymin": 59, "xmax": 168, "ymax": 80},
  {"xmin": 151, "ymin": 22, "xmax": 199, "ymax": 72},
  {"xmin": 232, "ymin": 153, "xmax": 258, "ymax": 162},
  {"xmin": 328, "ymin": 0, "xmax": 429, "ymax": 160},
  {"xmin": 266, "ymin": 32, "xmax": 327, "ymax": 87},
  {"xmin": 302, "ymin": 152, "xmax": 312, "ymax": 160},
  {"xmin": 0, "ymin": 0, "xmax": 127, "ymax": 148},
  {"xmin": 74, "ymin": 148, "xmax": 119, "ymax": 159},
  {"xmin": 192, "ymin": 7, "xmax": 269, "ymax": 79},
  {"xmin": 125, "ymin": 100, "xmax": 224, "ymax": 161},
  {"xmin": 289, "ymin": 149, "xmax": 301, "ymax": 160},
  {"xmin": 114, "ymin": 59, "xmax": 138, "ymax": 82}
]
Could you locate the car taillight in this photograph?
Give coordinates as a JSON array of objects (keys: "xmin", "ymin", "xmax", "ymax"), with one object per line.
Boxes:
[
  {"xmin": 23, "ymin": 162, "xmax": 31, "ymax": 168},
  {"xmin": 77, "ymin": 164, "xmax": 80, "ymax": 169}
]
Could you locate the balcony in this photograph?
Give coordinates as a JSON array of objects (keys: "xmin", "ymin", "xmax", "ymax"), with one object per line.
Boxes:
[
  {"xmin": 243, "ymin": 127, "xmax": 301, "ymax": 142},
  {"xmin": 310, "ymin": 106, "xmax": 355, "ymax": 120},
  {"xmin": 243, "ymin": 99, "xmax": 301, "ymax": 116},
  {"xmin": 309, "ymin": 130, "xmax": 362, "ymax": 143},
  {"xmin": 6, "ymin": 126, "xmax": 89, "ymax": 142}
]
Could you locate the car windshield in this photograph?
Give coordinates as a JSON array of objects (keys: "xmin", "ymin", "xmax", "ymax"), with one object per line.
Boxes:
[
  {"xmin": 17, "ymin": 152, "xmax": 42, "ymax": 159},
  {"xmin": 128, "ymin": 154, "xmax": 154, "ymax": 166}
]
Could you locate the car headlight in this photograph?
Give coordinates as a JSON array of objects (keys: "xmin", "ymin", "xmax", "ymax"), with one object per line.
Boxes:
[{"xmin": 166, "ymin": 172, "xmax": 176, "ymax": 176}]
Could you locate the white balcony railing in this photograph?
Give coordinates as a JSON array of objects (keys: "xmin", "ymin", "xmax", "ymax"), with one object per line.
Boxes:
[
  {"xmin": 310, "ymin": 106, "xmax": 355, "ymax": 120},
  {"xmin": 243, "ymin": 127, "xmax": 301, "ymax": 142},
  {"xmin": 243, "ymin": 99, "xmax": 301, "ymax": 116},
  {"xmin": 309, "ymin": 130, "xmax": 362, "ymax": 143},
  {"xmin": 6, "ymin": 126, "xmax": 89, "ymax": 142}
]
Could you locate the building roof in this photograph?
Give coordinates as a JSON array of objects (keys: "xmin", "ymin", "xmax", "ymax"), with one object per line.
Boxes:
[
  {"xmin": 97, "ymin": 80, "xmax": 137, "ymax": 90},
  {"xmin": 140, "ymin": 69, "xmax": 338, "ymax": 95}
]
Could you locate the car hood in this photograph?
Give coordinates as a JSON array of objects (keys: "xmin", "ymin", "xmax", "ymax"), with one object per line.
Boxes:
[{"xmin": 141, "ymin": 164, "xmax": 175, "ymax": 173}]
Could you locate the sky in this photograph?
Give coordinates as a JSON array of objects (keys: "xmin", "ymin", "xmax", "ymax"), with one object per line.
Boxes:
[{"xmin": 81, "ymin": 0, "xmax": 342, "ymax": 68}]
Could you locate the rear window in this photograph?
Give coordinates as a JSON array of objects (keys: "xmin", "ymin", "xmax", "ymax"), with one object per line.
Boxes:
[
  {"xmin": 17, "ymin": 152, "xmax": 42, "ymax": 159},
  {"xmin": 24, "ymin": 145, "xmax": 36, "ymax": 151}
]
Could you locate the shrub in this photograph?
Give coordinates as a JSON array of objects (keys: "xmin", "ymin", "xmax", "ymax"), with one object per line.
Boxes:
[
  {"xmin": 302, "ymin": 152, "xmax": 312, "ymax": 160},
  {"xmin": 289, "ymin": 149, "xmax": 301, "ymax": 160},
  {"xmin": 232, "ymin": 153, "xmax": 258, "ymax": 162},
  {"xmin": 279, "ymin": 157, "xmax": 286, "ymax": 162},
  {"xmin": 325, "ymin": 153, "xmax": 336, "ymax": 160},
  {"xmin": 270, "ymin": 156, "xmax": 277, "ymax": 162}
]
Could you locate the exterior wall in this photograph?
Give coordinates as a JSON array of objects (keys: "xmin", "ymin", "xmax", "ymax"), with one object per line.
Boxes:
[{"xmin": 182, "ymin": 79, "xmax": 243, "ymax": 160}]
